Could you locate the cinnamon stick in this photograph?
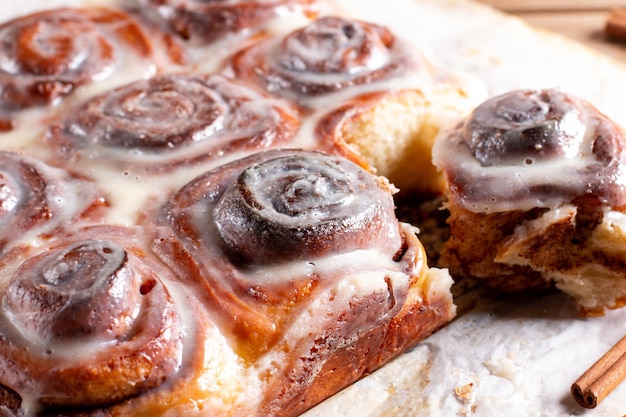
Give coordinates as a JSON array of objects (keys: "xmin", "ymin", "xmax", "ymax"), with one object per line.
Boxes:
[
  {"xmin": 571, "ymin": 334, "xmax": 626, "ymax": 408},
  {"xmin": 606, "ymin": 8, "xmax": 626, "ymax": 41}
]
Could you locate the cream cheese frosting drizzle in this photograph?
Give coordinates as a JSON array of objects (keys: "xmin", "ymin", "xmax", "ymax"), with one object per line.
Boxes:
[
  {"xmin": 45, "ymin": 73, "xmax": 300, "ymax": 174},
  {"xmin": 0, "ymin": 232, "xmax": 183, "ymax": 409},
  {"xmin": 433, "ymin": 88, "xmax": 626, "ymax": 213},
  {"xmin": 213, "ymin": 152, "xmax": 401, "ymax": 265}
]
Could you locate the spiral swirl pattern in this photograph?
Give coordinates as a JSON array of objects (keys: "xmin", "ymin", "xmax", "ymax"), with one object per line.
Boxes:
[
  {"xmin": 137, "ymin": 0, "xmax": 318, "ymax": 43},
  {"xmin": 46, "ymin": 73, "xmax": 300, "ymax": 173},
  {"xmin": 0, "ymin": 7, "xmax": 153, "ymax": 113},
  {"xmin": 6, "ymin": 240, "xmax": 139, "ymax": 343},
  {"xmin": 152, "ymin": 149, "xmax": 405, "ymax": 364},
  {"xmin": 214, "ymin": 152, "xmax": 398, "ymax": 265},
  {"xmin": 463, "ymin": 89, "xmax": 586, "ymax": 166},
  {"xmin": 433, "ymin": 88, "xmax": 626, "ymax": 212},
  {"xmin": 231, "ymin": 16, "xmax": 408, "ymax": 97},
  {"xmin": 0, "ymin": 151, "xmax": 106, "ymax": 255},
  {"xmin": 0, "ymin": 234, "xmax": 182, "ymax": 408}
]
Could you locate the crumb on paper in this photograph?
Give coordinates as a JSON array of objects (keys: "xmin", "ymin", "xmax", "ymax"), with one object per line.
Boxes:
[
  {"xmin": 454, "ymin": 382, "xmax": 474, "ymax": 401},
  {"xmin": 454, "ymin": 381, "xmax": 477, "ymax": 416},
  {"xmin": 483, "ymin": 356, "xmax": 520, "ymax": 380}
]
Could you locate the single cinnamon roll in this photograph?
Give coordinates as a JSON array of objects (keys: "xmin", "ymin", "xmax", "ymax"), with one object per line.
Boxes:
[
  {"xmin": 433, "ymin": 88, "xmax": 626, "ymax": 315},
  {"xmin": 0, "ymin": 8, "xmax": 153, "ymax": 110},
  {"xmin": 0, "ymin": 230, "xmax": 183, "ymax": 410},
  {"xmin": 151, "ymin": 149, "xmax": 455, "ymax": 415},
  {"xmin": 230, "ymin": 16, "xmax": 413, "ymax": 99},
  {"xmin": 45, "ymin": 73, "xmax": 300, "ymax": 174},
  {"xmin": 0, "ymin": 7, "xmax": 186, "ymax": 131},
  {"xmin": 136, "ymin": 0, "xmax": 318, "ymax": 43},
  {"xmin": 0, "ymin": 151, "xmax": 107, "ymax": 257},
  {"xmin": 0, "ymin": 224, "xmax": 244, "ymax": 416}
]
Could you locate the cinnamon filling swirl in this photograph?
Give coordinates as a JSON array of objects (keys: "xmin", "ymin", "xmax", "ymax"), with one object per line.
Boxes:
[
  {"xmin": 136, "ymin": 0, "xmax": 319, "ymax": 43},
  {"xmin": 230, "ymin": 16, "xmax": 410, "ymax": 98},
  {"xmin": 433, "ymin": 88, "xmax": 626, "ymax": 213},
  {"xmin": 214, "ymin": 152, "xmax": 400, "ymax": 265},
  {"xmin": 45, "ymin": 73, "xmax": 300, "ymax": 173},
  {"xmin": 0, "ymin": 151, "xmax": 106, "ymax": 255},
  {"xmin": 0, "ymin": 8, "xmax": 154, "ymax": 114},
  {"xmin": 0, "ymin": 237, "xmax": 182, "ymax": 408}
]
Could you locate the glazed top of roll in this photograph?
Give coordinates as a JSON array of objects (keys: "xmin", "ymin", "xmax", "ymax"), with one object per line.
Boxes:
[
  {"xmin": 152, "ymin": 149, "xmax": 421, "ymax": 364},
  {"xmin": 229, "ymin": 15, "xmax": 415, "ymax": 101},
  {"xmin": 0, "ymin": 150, "xmax": 107, "ymax": 256},
  {"xmin": 45, "ymin": 73, "xmax": 300, "ymax": 175},
  {"xmin": 212, "ymin": 150, "xmax": 403, "ymax": 265},
  {"xmin": 432, "ymin": 88, "xmax": 626, "ymax": 213},
  {"xmin": 0, "ymin": 8, "xmax": 156, "ymax": 108},
  {"xmin": 0, "ymin": 225, "xmax": 185, "ymax": 410},
  {"xmin": 136, "ymin": 0, "xmax": 319, "ymax": 44},
  {"xmin": 0, "ymin": 6, "xmax": 186, "ymax": 132}
]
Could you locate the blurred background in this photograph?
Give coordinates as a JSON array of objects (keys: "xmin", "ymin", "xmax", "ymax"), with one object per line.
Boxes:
[{"xmin": 475, "ymin": 0, "xmax": 626, "ymax": 60}]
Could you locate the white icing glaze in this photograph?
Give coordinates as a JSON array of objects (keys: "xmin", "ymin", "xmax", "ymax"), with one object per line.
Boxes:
[
  {"xmin": 275, "ymin": 16, "xmax": 393, "ymax": 81},
  {"xmin": 0, "ymin": 0, "xmax": 484, "ymax": 226},
  {"xmin": 213, "ymin": 152, "xmax": 403, "ymax": 265},
  {"xmin": 3, "ymin": 239, "xmax": 137, "ymax": 348},
  {"xmin": 433, "ymin": 88, "xmax": 626, "ymax": 213},
  {"xmin": 244, "ymin": 248, "xmax": 405, "ymax": 287}
]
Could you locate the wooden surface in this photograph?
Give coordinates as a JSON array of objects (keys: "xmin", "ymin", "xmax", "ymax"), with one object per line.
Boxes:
[{"xmin": 475, "ymin": 1, "xmax": 626, "ymax": 62}]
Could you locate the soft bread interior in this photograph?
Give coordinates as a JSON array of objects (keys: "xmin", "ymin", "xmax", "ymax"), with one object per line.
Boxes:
[
  {"xmin": 497, "ymin": 206, "xmax": 626, "ymax": 316},
  {"xmin": 338, "ymin": 86, "xmax": 476, "ymax": 196}
]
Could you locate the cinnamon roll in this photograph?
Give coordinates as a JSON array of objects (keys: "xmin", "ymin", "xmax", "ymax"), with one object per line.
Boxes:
[
  {"xmin": 45, "ymin": 73, "xmax": 300, "ymax": 174},
  {"xmin": 0, "ymin": 7, "xmax": 182, "ymax": 129},
  {"xmin": 433, "ymin": 88, "xmax": 626, "ymax": 315},
  {"xmin": 229, "ymin": 16, "xmax": 413, "ymax": 100},
  {"xmin": 0, "ymin": 225, "xmax": 241, "ymax": 416},
  {"xmin": 0, "ymin": 151, "xmax": 106, "ymax": 258},
  {"xmin": 136, "ymin": 0, "xmax": 319, "ymax": 43},
  {"xmin": 151, "ymin": 149, "xmax": 455, "ymax": 416}
]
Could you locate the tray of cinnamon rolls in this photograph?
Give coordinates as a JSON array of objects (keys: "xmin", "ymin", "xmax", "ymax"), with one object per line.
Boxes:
[{"xmin": 1, "ymin": 0, "xmax": 626, "ymax": 416}]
